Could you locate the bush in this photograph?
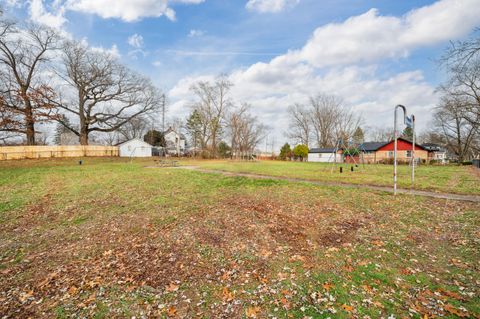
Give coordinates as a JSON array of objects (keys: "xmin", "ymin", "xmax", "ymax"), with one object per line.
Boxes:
[
  {"xmin": 461, "ymin": 161, "xmax": 472, "ymax": 166},
  {"xmin": 293, "ymin": 144, "xmax": 309, "ymax": 161}
]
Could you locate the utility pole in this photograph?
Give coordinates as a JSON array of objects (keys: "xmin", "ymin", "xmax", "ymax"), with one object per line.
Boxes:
[
  {"xmin": 394, "ymin": 105, "xmax": 407, "ymax": 196},
  {"xmin": 411, "ymin": 115, "xmax": 416, "ymax": 187},
  {"xmin": 161, "ymin": 94, "xmax": 166, "ymax": 157},
  {"xmin": 161, "ymin": 94, "xmax": 166, "ymax": 133}
]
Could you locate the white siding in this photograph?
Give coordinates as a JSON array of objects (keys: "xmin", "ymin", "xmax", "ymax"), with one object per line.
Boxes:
[
  {"xmin": 308, "ymin": 152, "xmax": 342, "ymax": 163},
  {"xmin": 119, "ymin": 139, "xmax": 152, "ymax": 157}
]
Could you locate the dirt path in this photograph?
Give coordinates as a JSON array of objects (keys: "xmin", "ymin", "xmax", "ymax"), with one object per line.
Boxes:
[{"xmin": 174, "ymin": 166, "xmax": 480, "ymax": 203}]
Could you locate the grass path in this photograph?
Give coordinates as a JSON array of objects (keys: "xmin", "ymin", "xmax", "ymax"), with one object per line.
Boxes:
[
  {"xmin": 182, "ymin": 160, "xmax": 480, "ymax": 195},
  {"xmin": 176, "ymin": 166, "xmax": 480, "ymax": 202}
]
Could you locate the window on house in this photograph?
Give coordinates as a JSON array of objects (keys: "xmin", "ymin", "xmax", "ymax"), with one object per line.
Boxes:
[
  {"xmin": 406, "ymin": 150, "xmax": 412, "ymax": 158},
  {"xmin": 388, "ymin": 151, "xmax": 394, "ymax": 158}
]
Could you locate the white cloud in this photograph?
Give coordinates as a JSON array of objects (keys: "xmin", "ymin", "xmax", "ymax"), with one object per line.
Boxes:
[
  {"xmin": 91, "ymin": 44, "xmax": 121, "ymax": 59},
  {"xmin": 246, "ymin": 0, "xmax": 299, "ymax": 13},
  {"xmin": 169, "ymin": 0, "xmax": 480, "ymax": 147},
  {"xmin": 28, "ymin": 0, "xmax": 67, "ymax": 29},
  {"xmin": 127, "ymin": 33, "xmax": 144, "ymax": 48},
  {"xmin": 66, "ymin": 0, "xmax": 205, "ymax": 22},
  {"xmin": 285, "ymin": 0, "xmax": 480, "ymax": 68},
  {"xmin": 188, "ymin": 29, "xmax": 205, "ymax": 37}
]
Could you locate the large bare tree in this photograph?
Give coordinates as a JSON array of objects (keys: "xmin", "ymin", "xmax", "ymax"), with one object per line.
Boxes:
[
  {"xmin": 435, "ymin": 32, "xmax": 480, "ymax": 160},
  {"xmin": 56, "ymin": 41, "xmax": 162, "ymax": 145},
  {"xmin": 0, "ymin": 20, "xmax": 59, "ymax": 145},
  {"xmin": 227, "ymin": 103, "xmax": 265, "ymax": 159},
  {"xmin": 308, "ymin": 94, "xmax": 361, "ymax": 148},
  {"xmin": 433, "ymin": 95, "xmax": 479, "ymax": 162},
  {"xmin": 190, "ymin": 75, "xmax": 233, "ymax": 157},
  {"xmin": 286, "ymin": 103, "xmax": 311, "ymax": 147}
]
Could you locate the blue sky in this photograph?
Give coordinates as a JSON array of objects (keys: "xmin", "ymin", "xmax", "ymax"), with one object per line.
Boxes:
[{"xmin": 2, "ymin": 0, "xmax": 479, "ymax": 148}]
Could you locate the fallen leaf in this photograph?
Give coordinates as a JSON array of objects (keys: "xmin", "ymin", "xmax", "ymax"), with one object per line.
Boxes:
[
  {"xmin": 167, "ymin": 305, "xmax": 177, "ymax": 317},
  {"xmin": 322, "ymin": 282, "xmax": 333, "ymax": 291},
  {"xmin": 222, "ymin": 287, "xmax": 234, "ymax": 302},
  {"xmin": 444, "ymin": 304, "xmax": 468, "ymax": 317},
  {"xmin": 342, "ymin": 304, "xmax": 354, "ymax": 312},
  {"xmin": 245, "ymin": 306, "xmax": 261, "ymax": 318},
  {"xmin": 166, "ymin": 282, "xmax": 179, "ymax": 292},
  {"xmin": 280, "ymin": 297, "xmax": 291, "ymax": 310}
]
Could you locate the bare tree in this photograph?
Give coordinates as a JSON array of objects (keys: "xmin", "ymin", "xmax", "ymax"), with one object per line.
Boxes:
[
  {"xmin": 0, "ymin": 20, "xmax": 59, "ymax": 145},
  {"xmin": 117, "ymin": 115, "xmax": 149, "ymax": 142},
  {"xmin": 436, "ymin": 32, "xmax": 480, "ymax": 160},
  {"xmin": 334, "ymin": 105, "xmax": 362, "ymax": 144},
  {"xmin": 366, "ymin": 126, "xmax": 394, "ymax": 142},
  {"xmin": 286, "ymin": 103, "xmax": 311, "ymax": 147},
  {"xmin": 433, "ymin": 95, "xmax": 478, "ymax": 162},
  {"xmin": 55, "ymin": 40, "xmax": 162, "ymax": 145},
  {"xmin": 227, "ymin": 103, "xmax": 265, "ymax": 159},
  {"xmin": 442, "ymin": 29, "xmax": 480, "ymax": 71},
  {"xmin": 308, "ymin": 94, "xmax": 361, "ymax": 148},
  {"xmin": 310, "ymin": 94, "xmax": 342, "ymax": 148},
  {"xmin": 190, "ymin": 75, "xmax": 233, "ymax": 157}
]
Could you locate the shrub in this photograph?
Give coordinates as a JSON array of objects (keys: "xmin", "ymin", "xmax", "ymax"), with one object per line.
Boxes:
[{"xmin": 293, "ymin": 144, "xmax": 309, "ymax": 161}]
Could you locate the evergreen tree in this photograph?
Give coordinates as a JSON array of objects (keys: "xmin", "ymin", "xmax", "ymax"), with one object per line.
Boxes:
[
  {"xmin": 401, "ymin": 127, "xmax": 414, "ymax": 141},
  {"xmin": 186, "ymin": 110, "xmax": 203, "ymax": 151},
  {"xmin": 279, "ymin": 143, "xmax": 292, "ymax": 160},
  {"xmin": 143, "ymin": 130, "xmax": 165, "ymax": 146},
  {"xmin": 217, "ymin": 141, "xmax": 231, "ymax": 158},
  {"xmin": 352, "ymin": 127, "xmax": 365, "ymax": 145}
]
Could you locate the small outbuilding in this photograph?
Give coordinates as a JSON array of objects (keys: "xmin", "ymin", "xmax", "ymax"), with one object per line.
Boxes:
[
  {"xmin": 308, "ymin": 148, "xmax": 342, "ymax": 163},
  {"xmin": 118, "ymin": 138, "xmax": 152, "ymax": 157}
]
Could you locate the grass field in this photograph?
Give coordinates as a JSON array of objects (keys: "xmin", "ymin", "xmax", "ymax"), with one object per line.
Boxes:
[
  {"xmin": 1, "ymin": 158, "xmax": 479, "ymax": 318},
  {"xmin": 183, "ymin": 160, "xmax": 480, "ymax": 195}
]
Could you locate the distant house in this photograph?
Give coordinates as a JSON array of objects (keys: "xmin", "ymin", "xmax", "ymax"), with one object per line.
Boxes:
[
  {"xmin": 163, "ymin": 127, "xmax": 186, "ymax": 156},
  {"xmin": 308, "ymin": 147, "xmax": 342, "ymax": 163},
  {"xmin": 359, "ymin": 138, "xmax": 428, "ymax": 163},
  {"xmin": 118, "ymin": 138, "xmax": 152, "ymax": 157},
  {"xmin": 422, "ymin": 143, "xmax": 447, "ymax": 164}
]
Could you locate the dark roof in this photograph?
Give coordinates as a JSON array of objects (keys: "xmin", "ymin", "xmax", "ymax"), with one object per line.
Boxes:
[
  {"xmin": 422, "ymin": 143, "xmax": 446, "ymax": 152},
  {"xmin": 309, "ymin": 147, "xmax": 338, "ymax": 153},
  {"xmin": 359, "ymin": 141, "xmax": 388, "ymax": 152}
]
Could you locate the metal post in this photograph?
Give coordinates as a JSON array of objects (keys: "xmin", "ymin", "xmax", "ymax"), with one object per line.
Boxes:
[
  {"xmin": 394, "ymin": 105, "xmax": 407, "ymax": 195},
  {"xmin": 411, "ymin": 115, "xmax": 415, "ymax": 187}
]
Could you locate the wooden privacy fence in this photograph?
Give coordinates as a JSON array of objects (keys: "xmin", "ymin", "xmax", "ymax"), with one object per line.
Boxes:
[{"xmin": 0, "ymin": 145, "xmax": 119, "ymax": 161}]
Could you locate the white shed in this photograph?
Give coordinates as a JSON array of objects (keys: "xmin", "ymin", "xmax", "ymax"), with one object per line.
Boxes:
[
  {"xmin": 308, "ymin": 148, "xmax": 343, "ymax": 163},
  {"xmin": 118, "ymin": 138, "xmax": 152, "ymax": 157}
]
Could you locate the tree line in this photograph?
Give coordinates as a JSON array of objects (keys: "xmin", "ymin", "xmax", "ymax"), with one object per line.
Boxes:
[
  {"xmin": 0, "ymin": 14, "xmax": 163, "ymax": 146},
  {"xmin": 185, "ymin": 75, "xmax": 266, "ymax": 158},
  {"xmin": 284, "ymin": 33, "xmax": 480, "ymax": 162}
]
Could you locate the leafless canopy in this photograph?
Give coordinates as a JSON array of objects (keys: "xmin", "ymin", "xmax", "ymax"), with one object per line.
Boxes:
[
  {"xmin": 56, "ymin": 40, "xmax": 163, "ymax": 145},
  {"xmin": 0, "ymin": 19, "xmax": 59, "ymax": 145},
  {"xmin": 286, "ymin": 94, "xmax": 362, "ymax": 148},
  {"xmin": 189, "ymin": 75, "xmax": 233, "ymax": 157},
  {"xmin": 286, "ymin": 103, "xmax": 311, "ymax": 147},
  {"xmin": 227, "ymin": 103, "xmax": 266, "ymax": 159},
  {"xmin": 434, "ymin": 32, "xmax": 480, "ymax": 160}
]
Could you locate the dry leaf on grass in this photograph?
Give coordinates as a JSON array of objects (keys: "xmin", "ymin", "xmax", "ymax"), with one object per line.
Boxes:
[
  {"xmin": 166, "ymin": 282, "xmax": 179, "ymax": 292},
  {"xmin": 167, "ymin": 305, "xmax": 177, "ymax": 317},
  {"xmin": 222, "ymin": 287, "xmax": 234, "ymax": 302},
  {"xmin": 245, "ymin": 306, "xmax": 261, "ymax": 318},
  {"xmin": 342, "ymin": 304, "xmax": 354, "ymax": 312}
]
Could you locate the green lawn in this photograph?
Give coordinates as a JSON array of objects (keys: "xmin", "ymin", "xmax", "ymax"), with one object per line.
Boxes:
[
  {"xmin": 1, "ymin": 157, "xmax": 479, "ymax": 318},
  {"xmin": 182, "ymin": 159, "xmax": 480, "ymax": 195}
]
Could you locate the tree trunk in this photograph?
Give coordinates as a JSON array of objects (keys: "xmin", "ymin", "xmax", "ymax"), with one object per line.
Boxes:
[
  {"xmin": 79, "ymin": 119, "xmax": 89, "ymax": 145},
  {"xmin": 25, "ymin": 101, "xmax": 35, "ymax": 145},
  {"xmin": 26, "ymin": 120, "xmax": 35, "ymax": 145}
]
